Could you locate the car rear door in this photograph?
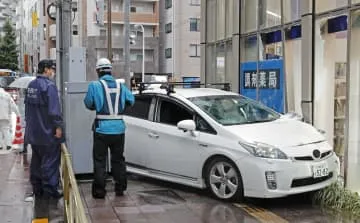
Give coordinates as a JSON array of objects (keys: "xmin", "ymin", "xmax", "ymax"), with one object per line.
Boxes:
[{"xmin": 124, "ymin": 94, "xmax": 156, "ymax": 169}]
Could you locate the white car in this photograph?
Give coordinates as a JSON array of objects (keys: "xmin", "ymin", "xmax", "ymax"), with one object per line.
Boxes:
[{"xmin": 123, "ymin": 87, "xmax": 340, "ymax": 201}]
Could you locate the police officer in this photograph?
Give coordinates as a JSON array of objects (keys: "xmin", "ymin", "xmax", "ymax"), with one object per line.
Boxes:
[
  {"xmin": 25, "ymin": 59, "xmax": 63, "ymax": 199},
  {"xmin": 84, "ymin": 58, "xmax": 134, "ymax": 199}
]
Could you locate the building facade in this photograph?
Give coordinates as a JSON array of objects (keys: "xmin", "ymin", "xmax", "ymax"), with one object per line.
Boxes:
[
  {"xmin": 0, "ymin": 0, "xmax": 16, "ymax": 35},
  {"xmin": 201, "ymin": 0, "xmax": 360, "ymax": 193},
  {"xmin": 159, "ymin": 0, "xmax": 201, "ymax": 81},
  {"xmin": 83, "ymin": 0, "xmax": 160, "ymax": 81}
]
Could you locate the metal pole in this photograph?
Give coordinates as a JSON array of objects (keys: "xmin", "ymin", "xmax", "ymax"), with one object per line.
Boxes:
[
  {"xmin": 141, "ymin": 25, "xmax": 145, "ymax": 82},
  {"xmin": 124, "ymin": 0, "xmax": 130, "ymax": 86},
  {"xmin": 107, "ymin": 0, "xmax": 112, "ymax": 60}
]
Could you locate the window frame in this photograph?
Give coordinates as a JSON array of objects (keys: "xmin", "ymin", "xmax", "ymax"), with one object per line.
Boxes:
[
  {"xmin": 165, "ymin": 48, "xmax": 172, "ymax": 58},
  {"xmin": 165, "ymin": 0, "xmax": 172, "ymax": 9},
  {"xmin": 189, "ymin": 18, "xmax": 200, "ymax": 32},
  {"xmin": 124, "ymin": 94, "xmax": 156, "ymax": 121},
  {"xmin": 154, "ymin": 95, "xmax": 217, "ymax": 134},
  {"xmin": 155, "ymin": 96, "xmax": 195, "ymax": 126},
  {"xmin": 189, "ymin": 44, "xmax": 201, "ymax": 57},
  {"xmin": 165, "ymin": 23, "xmax": 172, "ymax": 33}
]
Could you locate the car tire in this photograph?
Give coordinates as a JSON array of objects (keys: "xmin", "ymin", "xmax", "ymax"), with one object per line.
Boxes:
[{"xmin": 205, "ymin": 157, "xmax": 244, "ymax": 202}]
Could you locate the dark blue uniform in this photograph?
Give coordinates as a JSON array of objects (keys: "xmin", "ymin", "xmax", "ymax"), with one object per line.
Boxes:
[{"xmin": 25, "ymin": 75, "xmax": 64, "ymax": 197}]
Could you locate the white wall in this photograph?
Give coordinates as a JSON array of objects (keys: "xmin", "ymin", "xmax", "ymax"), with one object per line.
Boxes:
[
  {"xmin": 347, "ymin": 16, "xmax": 360, "ymax": 192},
  {"xmin": 314, "ymin": 19, "xmax": 347, "ymax": 145}
]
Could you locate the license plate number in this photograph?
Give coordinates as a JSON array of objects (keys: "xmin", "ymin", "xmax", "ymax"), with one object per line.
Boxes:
[{"xmin": 312, "ymin": 163, "xmax": 329, "ymax": 178}]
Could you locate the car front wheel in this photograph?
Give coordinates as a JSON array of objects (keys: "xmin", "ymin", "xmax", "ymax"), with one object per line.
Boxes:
[{"xmin": 205, "ymin": 157, "xmax": 244, "ymax": 201}]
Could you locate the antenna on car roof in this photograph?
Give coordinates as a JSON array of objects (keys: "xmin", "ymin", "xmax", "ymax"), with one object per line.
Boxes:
[{"xmin": 136, "ymin": 82, "xmax": 231, "ymax": 95}]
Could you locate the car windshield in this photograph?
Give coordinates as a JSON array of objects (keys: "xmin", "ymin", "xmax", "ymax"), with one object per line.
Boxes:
[{"xmin": 188, "ymin": 95, "xmax": 280, "ymax": 125}]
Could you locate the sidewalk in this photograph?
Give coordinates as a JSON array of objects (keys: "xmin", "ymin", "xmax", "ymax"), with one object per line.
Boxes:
[{"xmin": 0, "ymin": 152, "xmax": 33, "ymax": 222}]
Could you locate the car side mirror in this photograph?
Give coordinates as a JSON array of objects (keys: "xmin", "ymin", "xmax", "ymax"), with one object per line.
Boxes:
[{"xmin": 177, "ymin": 120, "xmax": 196, "ymax": 132}]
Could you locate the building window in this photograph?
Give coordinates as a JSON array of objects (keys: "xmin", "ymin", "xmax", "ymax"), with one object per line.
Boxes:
[
  {"xmin": 190, "ymin": 18, "xmax": 200, "ymax": 32},
  {"xmin": 165, "ymin": 0, "xmax": 172, "ymax": 9},
  {"xmin": 189, "ymin": 44, "xmax": 201, "ymax": 57},
  {"xmin": 165, "ymin": 48, "xmax": 172, "ymax": 58},
  {"xmin": 190, "ymin": 0, "xmax": 201, "ymax": 6},
  {"xmin": 130, "ymin": 6, "xmax": 136, "ymax": 13},
  {"xmin": 165, "ymin": 23, "xmax": 172, "ymax": 33}
]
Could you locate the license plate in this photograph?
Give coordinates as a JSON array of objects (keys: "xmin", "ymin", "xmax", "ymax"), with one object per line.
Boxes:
[{"xmin": 312, "ymin": 163, "xmax": 329, "ymax": 178}]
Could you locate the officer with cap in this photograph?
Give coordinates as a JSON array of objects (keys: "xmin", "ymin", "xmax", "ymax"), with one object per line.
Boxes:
[
  {"xmin": 25, "ymin": 59, "xmax": 63, "ymax": 199},
  {"xmin": 84, "ymin": 58, "xmax": 134, "ymax": 199}
]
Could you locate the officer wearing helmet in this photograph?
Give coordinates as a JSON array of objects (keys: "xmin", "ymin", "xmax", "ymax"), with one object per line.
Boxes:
[
  {"xmin": 84, "ymin": 58, "xmax": 134, "ymax": 198},
  {"xmin": 25, "ymin": 59, "xmax": 63, "ymax": 199}
]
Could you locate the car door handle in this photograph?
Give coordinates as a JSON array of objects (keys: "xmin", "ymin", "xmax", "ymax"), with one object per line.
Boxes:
[
  {"xmin": 199, "ymin": 143, "xmax": 208, "ymax": 148},
  {"xmin": 148, "ymin": 132, "xmax": 159, "ymax": 139}
]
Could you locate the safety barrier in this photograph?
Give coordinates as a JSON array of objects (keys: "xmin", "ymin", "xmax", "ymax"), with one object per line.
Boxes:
[{"xmin": 60, "ymin": 143, "xmax": 88, "ymax": 223}]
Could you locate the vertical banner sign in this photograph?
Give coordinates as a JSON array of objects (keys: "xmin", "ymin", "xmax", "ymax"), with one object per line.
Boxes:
[{"xmin": 240, "ymin": 59, "xmax": 284, "ymax": 113}]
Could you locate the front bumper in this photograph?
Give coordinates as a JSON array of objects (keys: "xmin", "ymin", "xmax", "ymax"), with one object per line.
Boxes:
[{"xmin": 236, "ymin": 153, "xmax": 340, "ymax": 198}]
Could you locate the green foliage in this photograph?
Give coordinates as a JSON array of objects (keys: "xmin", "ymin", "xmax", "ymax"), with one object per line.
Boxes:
[
  {"xmin": 314, "ymin": 182, "xmax": 360, "ymax": 218},
  {"xmin": 0, "ymin": 19, "xmax": 18, "ymax": 70}
]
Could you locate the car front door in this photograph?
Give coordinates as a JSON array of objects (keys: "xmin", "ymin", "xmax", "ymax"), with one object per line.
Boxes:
[
  {"xmin": 146, "ymin": 97, "xmax": 201, "ymax": 180},
  {"xmin": 124, "ymin": 94, "xmax": 156, "ymax": 169}
]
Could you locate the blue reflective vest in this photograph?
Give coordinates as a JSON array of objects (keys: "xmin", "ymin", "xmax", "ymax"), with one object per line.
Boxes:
[
  {"xmin": 24, "ymin": 75, "xmax": 64, "ymax": 145},
  {"xmin": 84, "ymin": 74, "xmax": 135, "ymax": 135}
]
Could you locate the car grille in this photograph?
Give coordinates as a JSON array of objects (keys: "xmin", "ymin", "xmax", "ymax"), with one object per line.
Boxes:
[
  {"xmin": 294, "ymin": 151, "xmax": 332, "ymax": 161},
  {"xmin": 291, "ymin": 172, "xmax": 333, "ymax": 188}
]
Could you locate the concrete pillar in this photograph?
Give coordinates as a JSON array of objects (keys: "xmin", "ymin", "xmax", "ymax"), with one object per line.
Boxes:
[{"xmin": 300, "ymin": 0, "xmax": 314, "ymax": 124}]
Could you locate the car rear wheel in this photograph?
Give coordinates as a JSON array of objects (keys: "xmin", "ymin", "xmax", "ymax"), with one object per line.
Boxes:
[{"xmin": 205, "ymin": 157, "xmax": 244, "ymax": 201}]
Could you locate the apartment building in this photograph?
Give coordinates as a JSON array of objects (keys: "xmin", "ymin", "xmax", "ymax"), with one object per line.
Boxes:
[
  {"xmin": 16, "ymin": 0, "xmax": 81, "ymax": 73},
  {"xmin": 83, "ymin": 0, "xmax": 160, "ymax": 81},
  {"xmin": 159, "ymin": 0, "xmax": 201, "ymax": 81},
  {"xmin": 0, "ymin": 0, "xmax": 16, "ymax": 35}
]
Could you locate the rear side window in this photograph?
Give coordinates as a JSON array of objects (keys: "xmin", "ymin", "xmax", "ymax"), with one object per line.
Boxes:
[
  {"xmin": 124, "ymin": 96, "xmax": 152, "ymax": 120},
  {"xmin": 158, "ymin": 99, "xmax": 193, "ymax": 126}
]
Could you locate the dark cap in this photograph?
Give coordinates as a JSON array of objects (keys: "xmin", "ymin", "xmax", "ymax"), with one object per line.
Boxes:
[{"xmin": 38, "ymin": 59, "xmax": 56, "ymax": 73}]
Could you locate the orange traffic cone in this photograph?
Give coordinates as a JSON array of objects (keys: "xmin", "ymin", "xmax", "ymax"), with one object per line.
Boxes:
[{"xmin": 12, "ymin": 116, "xmax": 24, "ymax": 150}]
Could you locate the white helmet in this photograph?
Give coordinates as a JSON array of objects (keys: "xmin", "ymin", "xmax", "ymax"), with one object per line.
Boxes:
[{"xmin": 96, "ymin": 58, "xmax": 112, "ymax": 71}]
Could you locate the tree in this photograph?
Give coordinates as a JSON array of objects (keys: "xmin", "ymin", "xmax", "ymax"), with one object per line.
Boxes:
[{"xmin": 0, "ymin": 19, "xmax": 18, "ymax": 70}]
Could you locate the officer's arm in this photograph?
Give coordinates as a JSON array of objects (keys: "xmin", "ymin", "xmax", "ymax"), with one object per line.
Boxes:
[
  {"xmin": 47, "ymin": 84, "xmax": 63, "ymax": 129},
  {"xmin": 84, "ymin": 83, "xmax": 96, "ymax": 110},
  {"xmin": 122, "ymin": 84, "xmax": 135, "ymax": 106}
]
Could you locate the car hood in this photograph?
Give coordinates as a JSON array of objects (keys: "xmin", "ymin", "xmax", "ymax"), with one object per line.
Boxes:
[{"xmin": 224, "ymin": 119, "xmax": 325, "ymax": 148}]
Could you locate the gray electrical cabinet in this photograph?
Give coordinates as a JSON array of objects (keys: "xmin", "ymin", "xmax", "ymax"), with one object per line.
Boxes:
[{"xmin": 64, "ymin": 82, "xmax": 94, "ymax": 174}]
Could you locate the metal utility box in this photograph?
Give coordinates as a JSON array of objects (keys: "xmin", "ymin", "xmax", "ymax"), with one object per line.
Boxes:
[{"xmin": 64, "ymin": 82, "xmax": 94, "ymax": 174}]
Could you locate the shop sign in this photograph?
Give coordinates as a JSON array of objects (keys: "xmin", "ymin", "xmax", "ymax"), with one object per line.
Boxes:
[{"xmin": 240, "ymin": 59, "xmax": 284, "ymax": 113}]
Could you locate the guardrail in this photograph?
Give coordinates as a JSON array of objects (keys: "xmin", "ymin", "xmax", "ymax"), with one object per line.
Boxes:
[{"xmin": 60, "ymin": 143, "xmax": 88, "ymax": 223}]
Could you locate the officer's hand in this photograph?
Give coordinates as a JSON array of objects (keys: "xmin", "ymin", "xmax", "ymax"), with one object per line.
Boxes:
[{"xmin": 55, "ymin": 128, "xmax": 62, "ymax": 139}]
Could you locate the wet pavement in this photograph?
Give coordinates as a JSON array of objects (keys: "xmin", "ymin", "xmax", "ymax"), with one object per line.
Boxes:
[
  {"xmin": 79, "ymin": 174, "xmax": 360, "ymax": 223},
  {"xmin": 0, "ymin": 152, "xmax": 33, "ymax": 222}
]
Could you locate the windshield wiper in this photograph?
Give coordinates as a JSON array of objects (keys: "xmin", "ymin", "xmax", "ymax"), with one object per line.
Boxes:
[{"xmin": 247, "ymin": 119, "xmax": 277, "ymax": 124}]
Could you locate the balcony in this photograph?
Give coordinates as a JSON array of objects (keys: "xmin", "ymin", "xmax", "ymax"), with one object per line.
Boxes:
[
  {"xmin": 0, "ymin": 3, "xmax": 5, "ymax": 9},
  {"xmin": 50, "ymin": 48, "xmax": 56, "ymax": 60},
  {"xmin": 101, "ymin": 12, "xmax": 158, "ymax": 24},
  {"xmin": 49, "ymin": 24, "xmax": 56, "ymax": 40}
]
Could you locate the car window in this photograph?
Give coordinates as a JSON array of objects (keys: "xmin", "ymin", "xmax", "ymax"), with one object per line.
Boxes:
[
  {"xmin": 158, "ymin": 99, "xmax": 193, "ymax": 126},
  {"xmin": 124, "ymin": 95, "xmax": 153, "ymax": 120},
  {"xmin": 195, "ymin": 115, "xmax": 217, "ymax": 134},
  {"xmin": 188, "ymin": 95, "xmax": 280, "ymax": 126}
]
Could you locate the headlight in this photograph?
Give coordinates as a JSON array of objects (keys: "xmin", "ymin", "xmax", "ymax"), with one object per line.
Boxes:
[{"xmin": 239, "ymin": 141, "xmax": 288, "ymax": 159}]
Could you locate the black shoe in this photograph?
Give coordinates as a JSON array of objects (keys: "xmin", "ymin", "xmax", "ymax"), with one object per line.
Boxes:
[
  {"xmin": 92, "ymin": 192, "xmax": 106, "ymax": 199},
  {"xmin": 116, "ymin": 191, "xmax": 124, "ymax": 196}
]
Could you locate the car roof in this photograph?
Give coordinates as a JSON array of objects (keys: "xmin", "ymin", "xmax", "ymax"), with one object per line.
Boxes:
[{"xmin": 136, "ymin": 87, "xmax": 238, "ymax": 98}]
